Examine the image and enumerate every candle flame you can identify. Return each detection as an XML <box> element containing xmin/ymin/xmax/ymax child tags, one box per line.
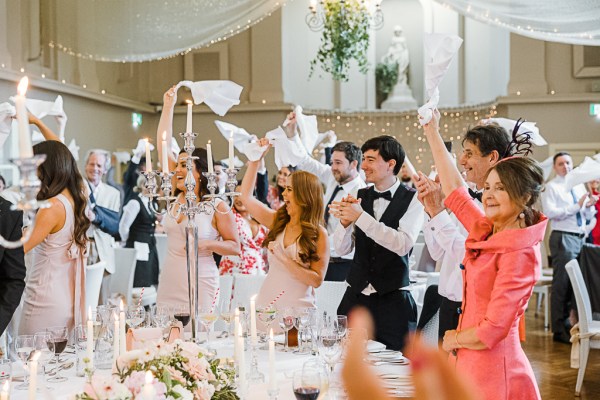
<box><xmin>31</xmin><ymin>350</ymin><xmax>41</xmax><ymax>362</ymax></box>
<box><xmin>162</xmin><ymin>131</ymin><xmax>167</xmax><ymax>141</ymax></box>
<box><xmin>208</xmin><ymin>140</ymin><xmax>211</xmax><ymax>144</ymax></box>
<box><xmin>119</xmin><ymin>299</ymin><xmax>124</xmax><ymax>311</ymax></box>
<box><xmin>1</xmin><ymin>380</ymin><xmax>8</xmax><ymax>392</ymax></box>
<box><xmin>250</xmin><ymin>294</ymin><xmax>257</xmax><ymax>301</ymax></box>
<box><xmin>18</xmin><ymin>76</ymin><xmax>29</xmax><ymax>95</ymax></box>
<box><xmin>186</xmin><ymin>100</ymin><xmax>192</xmax><ymax>105</ymax></box>
<box><xmin>145</xmin><ymin>370</ymin><xmax>154</xmax><ymax>384</ymax></box>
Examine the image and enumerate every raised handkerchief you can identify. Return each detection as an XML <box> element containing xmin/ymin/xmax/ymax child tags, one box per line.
<box><xmin>266</xmin><ymin>127</ymin><xmax>308</xmax><ymax>170</ymax></box>
<box><xmin>177</xmin><ymin>80</ymin><xmax>242</xmax><ymax>116</ymax></box>
<box><xmin>9</xmin><ymin>95</ymin><xmax>68</xmax><ymax>141</ymax></box>
<box><xmin>564</xmin><ymin>156</ymin><xmax>600</xmax><ymax>190</ymax></box>
<box><xmin>215</xmin><ymin>120</ymin><xmax>256</xmax><ymax>152</ymax></box>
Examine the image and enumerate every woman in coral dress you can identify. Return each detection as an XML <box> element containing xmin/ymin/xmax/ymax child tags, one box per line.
<box><xmin>420</xmin><ymin>110</ymin><xmax>546</xmax><ymax>400</ymax></box>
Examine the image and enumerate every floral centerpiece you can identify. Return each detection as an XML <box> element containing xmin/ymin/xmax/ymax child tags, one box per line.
<box><xmin>76</xmin><ymin>340</ymin><xmax>238</xmax><ymax>400</ymax></box>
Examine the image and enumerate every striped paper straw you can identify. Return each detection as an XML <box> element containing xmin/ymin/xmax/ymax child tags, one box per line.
<box><xmin>137</xmin><ymin>287</ymin><xmax>144</xmax><ymax>308</ymax></box>
<box><xmin>210</xmin><ymin>288</ymin><xmax>220</xmax><ymax>313</ymax></box>
<box><xmin>269</xmin><ymin>290</ymin><xmax>285</xmax><ymax>307</ymax></box>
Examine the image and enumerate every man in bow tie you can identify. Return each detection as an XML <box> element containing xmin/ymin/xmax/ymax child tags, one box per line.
<box><xmin>330</xmin><ymin>135</ymin><xmax>424</xmax><ymax>351</ymax></box>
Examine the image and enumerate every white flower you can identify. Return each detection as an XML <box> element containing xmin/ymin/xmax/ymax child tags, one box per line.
<box><xmin>171</xmin><ymin>385</ymin><xmax>194</xmax><ymax>400</ymax></box>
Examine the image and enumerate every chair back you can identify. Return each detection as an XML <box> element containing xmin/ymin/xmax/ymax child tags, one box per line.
<box><xmin>214</xmin><ymin>275</ymin><xmax>234</xmax><ymax>331</ymax></box>
<box><xmin>85</xmin><ymin>261</ymin><xmax>106</xmax><ymax>310</ymax></box>
<box><xmin>155</xmin><ymin>234</ymin><xmax>168</xmax><ymax>273</ymax></box>
<box><xmin>109</xmin><ymin>247</ymin><xmax>137</xmax><ymax>305</ymax></box>
<box><xmin>421</xmin><ymin>309</ymin><xmax>440</xmax><ymax>347</ymax></box>
<box><xmin>415</xmin><ymin>244</ymin><xmax>436</xmax><ymax>272</ymax></box>
<box><xmin>231</xmin><ymin>274</ymin><xmax>266</xmax><ymax>308</ymax></box>
<box><xmin>315</xmin><ymin>281</ymin><xmax>347</xmax><ymax>318</ymax></box>
<box><xmin>566</xmin><ymin>259</ymin><xmax>593</xmax><ymax>334</ymax></box>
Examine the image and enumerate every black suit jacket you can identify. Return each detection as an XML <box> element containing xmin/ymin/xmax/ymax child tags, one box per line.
<box><xmin>0</xmin><ymin>196</ymin><xmax>26</xmax><ymax>335</ymax></box>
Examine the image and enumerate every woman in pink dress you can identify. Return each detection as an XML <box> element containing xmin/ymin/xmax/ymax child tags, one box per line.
<box><xmin>19</xmin><ymin>140</ymin><xmax>90</xmax><ymax>335</ymax></box>
<box><xmin>420</xmin><ymin>110</ymin><xmax>546</xmax><ymax>400</ymax></box>
<box><xmin>239</xmin><ymin>139</ymin><xmax>329</xmax><ymax>314</ymax></box>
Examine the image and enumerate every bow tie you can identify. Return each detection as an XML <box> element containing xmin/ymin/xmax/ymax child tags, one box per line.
<box><xmin>468</xmin><ymin>188</ymin><xmax>482</xmax><ymax>202</ymax></box>
<box><xmin>372</xmin><ymin>190</ymin><xmax>393</xmax><ymax>201</ymax></box>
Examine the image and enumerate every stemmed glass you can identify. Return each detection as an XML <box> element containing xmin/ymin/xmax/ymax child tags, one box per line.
<box><xmin>173</xmin><ymin>304</ymin><xmax>190</xmax><ymax>328</ymax></box>
<box><xmin>336</xmin><ymin>315</ymin><xmax>348</xmax><ymax>340</ymax></box>
<box><xmin>34</xmin><ymin>332</ymin><xmax>54</xmax><ymax>389</ymax></box>
<box><xmin>279</xmin><ymin>307</ymin><xmax>295</xmax><ymax>352</ymax></box>
<box><xmin>126</xmin><ymin>305</ymin><xmax>146</xmax><ymax>330</ymax></box>
<box><xmin>0</xmin><ymin>358</ymin><xmax>11</xmax><ymax>387</ymax></box>
<box><xmin>219</xmin><ymin>302</ymin><xmax>234</xmax><ymax>337</ymax></box>
<box><xmin>256</xmin><ymin>305</ymin><xmax>278</xmax><ymax>349</ymax></box>
<box><xmin>14</xmin><ymin>334</ymin><xmax>34</xmax><ymax>389</ymax></box>
<box><xmin>151</xmin><ymin>304</ymin><xmax>171</xmax><ymax>329</ymax></box>
<box><xmin>317</xmin><ymin>322</ymin><xmax>342</xmax><ymax>379</ymax></box>
<box><xmin>46</xmin><ymin>326</ymin><xmax>68</xmax><ymax>383</ymax></box>
<box><xmin>198</xmin><ymin>306</ymin><xmax>218</xmax><ymax>352</ymax></box>
<box><xmin>292</xmin><ymin>367</ymin><xmax>322</xmax><ymax>400</ymax></box>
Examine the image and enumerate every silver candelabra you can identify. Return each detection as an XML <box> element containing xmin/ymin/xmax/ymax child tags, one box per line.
<box><xmin>0</xmin><ymin>155</ymin><xmax>50</xmax><ymax>248</ymax></box>
<box><xmin>142</xmin><ymin>131</ymin><xmax>240</xmax><ymax>343</ymax></box>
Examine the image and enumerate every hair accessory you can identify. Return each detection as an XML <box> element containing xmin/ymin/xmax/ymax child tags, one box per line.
<box><xmin>502</xmin><ymin>118</ymin><xmax>533</xmax><ymax>158</ymax></box>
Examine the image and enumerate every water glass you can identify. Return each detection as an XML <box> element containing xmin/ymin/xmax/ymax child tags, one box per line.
<box><xmin>14</xmin><ymin>335</ymin><xmax>34</xmax><ymax>389</ymax></box>
<box><xmin>73</xmin><ymin>325</ymin><xmax>88</xmax><ymax>377</ymax></box>
<box><xmin>33</xmin><ymin>332</ymin><xmax>54</xmax><ymax>387</ymax></box>
<box><xmin>257</xmin><ymin>305</ymin><xmax>278</xmax><ymax>348</ymax></box>
<box><xmin>126</xmin><ymin>305</ymin><xmax>146</xmax><ymax>329</ymax></box>
<box><xmin>336</xmin><ymin>316</ymin><xmax>348</xmax><ymax>339</ymax></box>
<box><xmin>151</xmin><ymin>304</ymin><xmax>171</xmax><ymax>329</ymax></box>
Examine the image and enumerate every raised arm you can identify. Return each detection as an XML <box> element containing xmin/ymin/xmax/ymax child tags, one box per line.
<box><xmin>240</xmin><ymin>141</ymin><xmax>276</xmax><ymax>228</ymax></box>
<box><xmin>29</xmin><ymin>114</ymin><xmax>60</xmax><ymax>141</ymax></box>
<box><xmin>157</xmin><ymin>86</ymin><xmax>178</xmax><ymax>173</ymax></box>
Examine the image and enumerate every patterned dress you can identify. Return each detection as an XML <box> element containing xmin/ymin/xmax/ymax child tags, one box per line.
<box><xmin>219</xmin><ymin>210</ymin><xmax>267</xmax><ymax>275</ymax></box>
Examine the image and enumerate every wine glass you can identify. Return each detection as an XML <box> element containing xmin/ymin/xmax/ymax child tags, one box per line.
<box><xmin>336</xmin><ymin>315</ymin><xmax>348</xmax><ymax>340</ymax></box>
<box><xmin>15</xmin><ymin>334</ymin><xmax>34</xmax><ymax>389</ymax></box>
<box><xmin>292</xmin><ymin>367</ymin><xmax>322</xmax><ymax>400</ymax></box>
<box><xmin>126</xmin><ymin>305</ymin><xmax>146</xmax><ymax>329</ymax></box>
<box><xmin>294</xmin><ymin>308</ymin><xmax>311</xmax><ymax>354</ymax></box>
<box><xmin>219</xmin><ymin>302</ymin><xmax>233</xmax><ymax>337</ymax></box>
<box><xmin>317</xmin><ymin>326</ymin><xmax>342</xmax><ymax>378</ymax></box>
<box><xmin>46</xmin><ymin>326</ymin><xmax>68</xmax><ymax>383</ymax></box>
<box><xmin>173</xmin><ymin>304</ymin><xmax>190</xmax><ymax>328</ymax></box>
<box><xmin>33</xmin><ymin>332</ymin><xmax>54</xmax><ymax>388</ymax></box>
<box><xmin>257</xmin><ymin>305</ymin><xmax>278</xmax><ymax>349</ymax></box>
<box><xmin>198</xmin><ymin>306</ymin><xmax>218</xmax><ymax>353</ymax></box>
<box><xmin>151</xmin><ymin>304</ymin><xmax>170</xmax><ymax>329</ymax></box>
<box><xmin>279</xmin><ymin>307</ymin><xmax>295</xmax><ymax>352</ymax></box>
<box><xmin>73</xmin><ymin>325</ymin><xmax>89</xmax><ymax>377</ymax></box>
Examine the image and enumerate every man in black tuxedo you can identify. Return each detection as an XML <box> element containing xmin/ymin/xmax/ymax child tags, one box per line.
<box><xmin>331</xmin><ymin>135</ymin><xmax>424</xmax><ymax>351</ymax></box>
<box><xmin>0</xmin><ymin>196</ymin><xmax>26</xmax><ymax>335</ymax></box>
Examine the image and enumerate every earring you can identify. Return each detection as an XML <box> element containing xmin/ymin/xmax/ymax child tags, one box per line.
<box><xmin>519</xmin><ymin>211</ymin><xmax>525</xmax><ymax>219</ymax></box>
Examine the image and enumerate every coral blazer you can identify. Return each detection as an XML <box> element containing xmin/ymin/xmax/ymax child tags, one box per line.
<box><xmin>445</xmin><ymin>187</ymin><xmax>547</xmax><ymax>400</ymax></box>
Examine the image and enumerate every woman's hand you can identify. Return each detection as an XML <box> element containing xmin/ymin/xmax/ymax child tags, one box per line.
<box><xmin>284</xmin><ymin>112</ymin><xmax>297</xmax><ymax>138</ymax></box>
<box><xmin>422</xmin><ymin>108</ymin><xmax>441</xmax><ymax>137</ymax></box>
<box><xmin>442</xmin><ymin>329</ymin><xmax>458</xmax><ymax>352</ymax></box>
<box><xmin>163</xmin><ymin>85</ymin><xmax>178</xmax><ymax>108</ymax></box>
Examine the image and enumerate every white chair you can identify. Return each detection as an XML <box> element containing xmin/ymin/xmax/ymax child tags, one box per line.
<box><xmin>565</xmin><ymin>259</ymin><xmax>600</xmax><ymax>396</ymax></box>
<box><xmin>415</xmin><ymin>244</ymin><xmax>436</xmax><ymax>272</ymax></box>
<box><xmin>214</xmin><ymin>275</ymin><xmax>234</xmax><ymax>332</ymax></box>
<box><xmin>421</xmin><ymin>309</ymin><xmax>440</xmax><ymax>347</ymax></box>
<box><xmin>109</xmin><ymin>247</ymin><xmax>137</xmax><ymax>305</ymax></box>
<box><xmin>155</xmin><ymin>234</ymin><xmax>168</xmax><ymax>273</ymax></box>
<box><xmin>231</xmin><ymin>274</ymin><xmax>266</xmax><ymax>308</ymax></box>
<box><xmin>85</xmin><ymin>261</ymin><xmax>106</xmax><ymax>311</ymax></box>
<box><xmin>411</xmin><ymin>243</ymin><xmax>424</xmax><ymax>269</ymax></box>
<box><xmin>315</xmin><ymin>281</ymin><xmax>347</xmax><ymax>318</ymax></box>
<box><xmin>532</xmin><ymin>276</ymin><xmax>552</xmax><ymax>330</ymax></box>
<box><xmin>132</xmin><ymin>286</ymin><xmax>157</xmax><ymax>308</ymax></box>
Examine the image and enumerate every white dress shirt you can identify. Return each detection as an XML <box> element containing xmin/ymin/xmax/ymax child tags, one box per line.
<box><xmin>333</xmin><ymin>179</ymin><xmax>425</xmax><ymax>294</ymax></box>
<box><xmin>542</xmin><ymin>176</ymin><xmax>596</xmax><ymax>235</ymax></box>
<box><xmin>298</xmin><ymin>155</ymin><xmax>366</xmax><ymax>260</ymax></box>
<box><xmin>119</xmin><ymin>196</ymin><xmax>151</xmax><ymax>242</ymax></box>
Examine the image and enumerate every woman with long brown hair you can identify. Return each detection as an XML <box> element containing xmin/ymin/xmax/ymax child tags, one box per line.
<box><xmin>239</xmin><ymin>138</ymin><xmax>329</xmax><ymax>312</ymax></box>
<box><xmin>19</xmin><ymin>139</ymin><xmax>91</xmax><ymax>335</ymax></box>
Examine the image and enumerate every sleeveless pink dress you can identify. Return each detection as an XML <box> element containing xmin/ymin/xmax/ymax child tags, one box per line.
<box><xmin>19</xmin><ymin>194</ymin><xmax>86</xmax><ymax>335</ymax></box>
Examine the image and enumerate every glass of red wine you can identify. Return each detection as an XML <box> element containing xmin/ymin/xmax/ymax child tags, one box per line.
<box><xmin>46</xmin><ymin>326</ymin><xmax>69</xmax><ymax>383</ymax></box>
<box><xmin>173</xmin><ymin>304</ymin><xmax>190</xmax><ymax>328</ymax></box>
<box><xmin>292</xmin><ymin>367</ymin><xmax>322</xmax><ymax>400</ymax></box>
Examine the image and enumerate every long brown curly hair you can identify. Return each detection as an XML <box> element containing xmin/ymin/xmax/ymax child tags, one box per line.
<box><xmin>34</xmin><ymin>141</ymin><xmax>90</xmax><ymax>250</ymax></box>
<box><xmin>263</xmin><ymin>171</ymin><xmax>324</xmax><ymax>264</ymax></box>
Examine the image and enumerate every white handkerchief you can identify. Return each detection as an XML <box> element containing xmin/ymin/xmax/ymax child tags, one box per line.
<box><xmin>134</xmin><ymin>241</ymin><xmax>150</xmax><ymax>261</ymax></box>
<box><xmin>68</xmin><ymin>139</ymin><xmax>80</xmax><ymax>161</ymax></box>
<box><xmin>243</xmin><ymin>141</ymin><xmax>270</xmax><ymax>162</ymax></box>
<box><xmin>564</xmin><ymin>156</ymin><xmax>600</xmax><ymax>190</ymax></box>
<box><xmin>133</xmin><ymin>138</ymin><xmax>153</xmax><ymax>156</ymax></box>
<box><xmin>538</xmin><ymin>156</ymin><xmax>554</xmax><ymax>181</ymax></box>
<box><xmin>176</xmin><ymin>80</ymin><xmax>242</xmax><ymax>116</ymax></box>
<box><xmin>0</xmin><ymin>102</ymin><xmax>16</xmax><ymax>149</ymax></box>
<box><xmin>266</xmin><ymin>127</ymin><xmax>308</xmax><ymax>170</ymax></box>
<box><xmin>9</xmin><ymin>95</ymin><xmax>68</xmax><ymax>141</ymax></box>
<box><xmin>418</xmin><ymin>34</ymin><xmax>463</xmax><ymax>125</ymax></box>
<box><xmin>214</xmin><ymin>120</ymin><xmax>256</xmax><ymax>152</ymax></box>
<box><xmin>290</xmin><ymin>105</ymin><xmax>320</xmax><ymax>153</ymax></box>
<box><xmin>113</xmin><ymin>151</ymin><xmax>131</xmax><ymax>164</ymax></box>
<box><xmin>220</xmin><ymin>156</ymin><xmax>244</xmax><ymax>169</ymax></box>
<box><xmin>482</xmin><ymin>118</ymin><xmax>547</xmax><ymax>146</ymax></box>
<box><xmin>403</xmin><ymin>156</ymin><xmax>417</xmax><ymax>177</ymax></box>
<box><xmin>171</xmin><ymin>137</ymin><xmax>181</xmax><ymax>157</ymax></box>
<box><xmin>593</xmin><ymin>153</ymin><xmax>600</xmax><ymax>163</ymax></box>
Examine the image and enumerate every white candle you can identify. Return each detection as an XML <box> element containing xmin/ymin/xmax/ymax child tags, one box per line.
<box><xmin>113</xmin><ymin>311</ymin><xmax>120</xmax><ymax>365</ymax></box>
<box><xmin>250</xmin><ymin>295</ymin><xmax>257</xmax><ymax>346</ymax></box>
<box><xmin>186</xmin><ymin>101</ymin><xmax>193</xmax><ymax>133</ymax></box>
<box><xmin>237</xmin><ymin>321</ymin><xmax>246</xmax><ymax>395</ymax></box>
<box><xmin>207</xmin><ymin>141</ymin><xmax>214</xmax><ymax>173</ymax></box>
<box><xmin>145</xmin><ymin>139</ymin><xmax>152</xmax><ymax>172</ymax></box>
<box><xmin>0</xmin><ymin>381</ymin><xmax>8</xmax><ymax>400</ymax></box>
<box><xmin>28</xmin><ymin>351</ymin><xmax>40</xmax><ymax>400</ymax></box>
<box><xmin>228</xmin><ymin>132</ymin><xmax>234</xmax><ymax>170</ymax></box>
<box><xmin>161</xmin><ymin>131</ymin><xmax>169</xmax><ymax>174</ymax></box>
<box><xmin>119</xmin><ymin>300</ymin><xmax>126</xmax><ymax>355</ymax></box>
<box><xmin>15</xmin><ymin>77</ymin><xmax>33</xmax><ymax>158</ymax></box>
<box><xmin>87</xmin><ymin>306</ymin><xmax>94</xmax><ymax>370</ymax></box>
<box><xmin>268</xmin><ymin>328</ymin><xmax>277</xmax><ymax>391</ymax></box>
<box><xmin>140</xmin><ymin>371</ymin><xmax>157</xmax><ymax>400</ymax></box>
<box><xmin>233</xmin><ymin>308</ymin><xmax>240</xmax><ymax>364</ymax></box>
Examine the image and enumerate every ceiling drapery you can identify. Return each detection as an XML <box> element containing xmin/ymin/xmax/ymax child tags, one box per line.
<box><xmin>436</xmin><ymin>0</ymin><xmax>600</xmax><ymax>46</ymax></box>
<box><xmin>46</xmin><ymin>0</ymin><xmax>288</xmax><ymax>62</ymax></box>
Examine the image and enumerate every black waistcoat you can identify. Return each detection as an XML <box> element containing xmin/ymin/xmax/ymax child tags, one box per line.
<box><xmin>346</xmin><ymin>184</ymin><xmax>416</xmax><ymax>295</ymax></box>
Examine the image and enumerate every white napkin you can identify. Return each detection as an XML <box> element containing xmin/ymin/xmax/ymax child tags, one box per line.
<box><xmin>220</xmin><ymin>156</ymin><xmax>244</xmax><ymax>169</ymax></box>
<box><xmin>266</xmin><ymin>127</ymin><xmax>308</xmax><ymax>170</ymax></box>
<box><xmin>8</xmin><ymin>95</ymin><xmax>68</xmax><ymax>142</ymax></box>
<box><xmin>539</xmin><ymin>156</ymin><xmax>554</xmax><ymax>181</ymax></box>
<box><xmin>171</xmin><ymin>137</ymin><xmax>181</xmax><ymax>156</ymax></box>
<box><xmin>176</xmin><ymin>80</ymin><xmax>242</xmax><ymax>116</ymax></box>
<box><xmin>482</xmin><ymin>118</ymin><xmax>547</xmax><ymax>146</ymax></box>
<box><xmin>243</xmin><ymin>141</ymin><xmax>270</xmax><ymax>162</ymax></box>
<box><xmin>287</xmin><ymin>105</ymin><xmax>320</xmax><ymax>153</ymax></box>
<box><xmin>113</xmin><ymin>151</ymin><xmax>131</xmax><ymax>164</ymax></box>
<box><xmin>0</xmin><ymin>102</ymin><xmax>16</xmax><ymax>149</ymax></box>
<box><xmin>214</xmin><ymin>120</ymin><xmax>257</xmax><ymax>152</ymax></box>
<box><xmin>594</xmin><ymin>153</ymin><xmax>600</xmax><ymax>163</ymax></box>
<box><xmin>403</xmin><ymin>156</ymin><xmax>417</xmax><ymax>177</ymax></box>
<box><xmin>68</xmin><ymin>139</ymin><xmax>80</xmax><ymax>161</ymax></box>
<box><xmin>418</xmin><ymin>34</ymin><xmax>463</xmax><ymax>125</ymax></box>
<box><xmin>564</xmin><ymin>156</ymin><xmax>600</xmax><ymax>190</ymax></box>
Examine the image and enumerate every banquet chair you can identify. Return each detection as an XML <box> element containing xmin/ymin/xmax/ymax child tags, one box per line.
<box><xmin>215</xmin><ymin>275</ymin><xmax>234</xmax><ymax>332</ymax></box>
<box><xmin>132</xmin><ymin>286</ymin><xmax>157</xmax><ymax>308</ymax></box>
<box><xmin>315</xmin><ymin>281</ymin><xmax>347</xmax><ymax>318</ymax></box>
<box><xmin>85</xmin><ymin>261</ymin><xmax>106</xmax><ymax>311</ymax></box>
<box><xmin>565</xmin><ymin>259</ymin><xmax>600</xmax><ymax>396</ymax></box>
<box><xmin>421</xmin><ymin>309</ymin><xmax>440</xmax><ymax>347</ymax></box>
<box><xmin>410</xmin><ymin>243</ymin><xmax>424</xmax><ymax>269</ymax></box>
<box><xmin>109</xmin><ymin>247</ymin><xmax>137</xmax><ymax>305</ymax></box>
<box><xmin>415</xmin><ymin>244</ymin><xmax>436</xmax><ymax>272</ymax></box>
<box><xmin>231</xmin><ymin>274</ymin><xmax>266</xmax><ymax>308</ymax></box>
<box><xmin>155</xmin><ymin>233</ymin><xmax>168</xmax><ymax>273</ymax></box>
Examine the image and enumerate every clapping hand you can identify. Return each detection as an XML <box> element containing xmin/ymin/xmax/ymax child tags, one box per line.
<box><xmin>414</xmin><ymin>171</ymin><xmax>445</xmax><ymax>218</ymax></box>
<box><xmin>329</xmin><ymin>195</ymin><xmax>363</xmax><ymax>228</ymax></box>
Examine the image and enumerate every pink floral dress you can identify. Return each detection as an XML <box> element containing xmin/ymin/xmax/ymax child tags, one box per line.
<box><xmin>219</xmin><ymin>210</ymin><xmax>267</xmax><ymax>275</ymax></box>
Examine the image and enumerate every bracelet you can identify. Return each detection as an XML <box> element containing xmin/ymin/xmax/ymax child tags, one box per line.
<box><xmin>455</xmin><ymin>330</ymin><xmax>463</xmax><ymax>349</ymax></box>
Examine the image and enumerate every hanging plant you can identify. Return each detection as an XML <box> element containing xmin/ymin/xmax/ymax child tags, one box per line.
<box><xmin>375</xmin><ymin>61</ymin><xmax>399</xmax><ymax>96</ymax></box>
<box><xmin>309</xmin><ymin>0</ymin><xmax>372</xmax><ymax>82</ymax></box>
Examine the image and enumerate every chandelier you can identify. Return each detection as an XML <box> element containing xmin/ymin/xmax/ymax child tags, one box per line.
<box><xmin>305</xmin><ymin>0</ymin><xmax>384</xmax><ymax>32</ymax></box>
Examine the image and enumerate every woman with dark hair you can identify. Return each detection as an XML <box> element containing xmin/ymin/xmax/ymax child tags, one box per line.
<box><xmin>155</xmin><ymin>86</ymin><xmax>239</xmax><ymax>313</ymax></box>
<box><xmin>419</xmin><ymin>109</ymin><xmax>546</xmax><ymax>400</ymax></box>
<box><xmin>19</xmin><ymin>140</ymin><xmax>91</xmax><ymax>335</ymax></box>
<box><xmin>266</xmin><ymin>165</ymin><xmax>297</xmax><ymax>210</ymax></box>
<box><xmin>239</xmin><ymin>138</ymin><xmax>329</xmax><ymax>314</ymax></box>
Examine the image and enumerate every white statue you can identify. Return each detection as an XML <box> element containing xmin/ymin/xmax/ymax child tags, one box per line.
<box><xmin>381</xmin><ymin>25</ymin><xmax>417</xmax><ymax>111</ymax></box>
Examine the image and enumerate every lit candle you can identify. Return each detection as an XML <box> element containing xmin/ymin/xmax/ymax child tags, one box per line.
<box><xmin>113</xmin><ymin>311</ymin><xmax>120</xmax><ymax>365</ymax></box>
<box><xmin>28</xmin><ymin>351</ymin><xmax>40</xmax><ymax>400</ymax></box>
<box><xmin>140</xmin><ymin>371</ymin><xmax>157</xmax><ymax>400</ymax></box>
<box><xmin>119</xmin><ymin>300</ymin><xmax>126</xmax><ymax>355</ymax></box>
<box><xmin>186</xmin><ymin>101</ymin><xmax>193</xmax><ymax>133</ymax></box>
<box><xmin>87</xmin><ymin>307</ymin><xmax>94</xmax><ymax>370</ymax></box>
<box><xmin>0</xmin><ymin>381</ymin><xmax>8</xmax><ymax>400</ymax></box>
<box><xmin>309</xmin><ymin>0</ymin><xmax>317</xmax><ymax>11</ymax></box>
<box><xmin>233</xmin><ymin>307</ymin><xmax>240</xmax><ymax>363</ymax></box>
<box><xmin>161</xmin><ymin>131</ymin><xmax>169</xmax><ymax>174</ymax></box>
<box><xmin>268</xmin><ymin>328</ymin><xmax>277</xmax><ymax>391</ymax></box>
<box><xmin>207</xmin><ymin>141</ymin><xmax>214</xmax><ymax>173</ymax></box>
<box><xmin>250</xmin><ymin>294</ymin><xmax>257</xmax><ymax>346</ymax></box>
<box><xmin>15</xmin><ymin>77</ymin><xmax>33</xmax><ymax>158</ymax></box>
<box><xmin>228</xmin><ymin>132</ymin><xmax>235</xmax><ymax>170</ymax></box>
<box><xmin>145</xmin><ymin>139</ymin><xmax>152</xmax><ymax>172</ymax></box>
<box><xmin>237</xmin><ymin>321</ymin><xmax>246</xmax><ymax>395</ymax></box>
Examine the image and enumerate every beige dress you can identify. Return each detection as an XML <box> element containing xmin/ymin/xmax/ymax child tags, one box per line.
<box><xmin>19</xmin><ymin>194</ymin><xmax>86</xmax><ymax>335</ymax></box>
